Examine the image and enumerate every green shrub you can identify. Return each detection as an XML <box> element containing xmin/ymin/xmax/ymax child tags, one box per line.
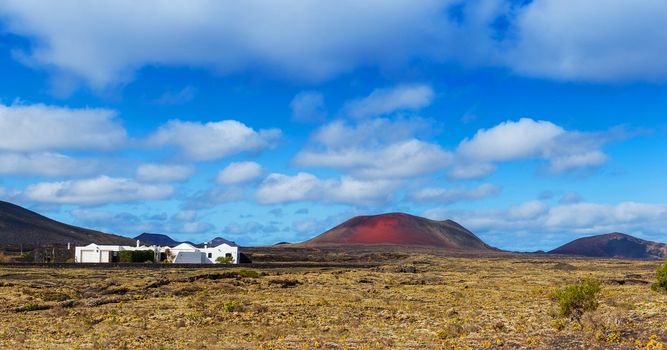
<box><xmin>552</xmin><ymin>278</ymin><xmax>601</xmax><ymax>320</ymax></box>
<box><xmin>118</xmin><ymin>250</ymin><xmax>154</xmax><ymax>263</ymax></box>
<box><xmin>238</xmin><ymin>269</ymin><xmax>259</xmax><ymax>278</ymax></box>
<box><xmin>22</xmin><ymin>303</ymin><xmax>40</xmax><ymax>311</ymax></box>
<box><xmin>652</xmin><ymin>259</ymin><xmax>667</xmax><ymax>292</ymax></box>
<box><xmin>223</xmin><ymin>300</ymin><xmax>244</xmax><ymax>312</ymax></box>
<box><xmin>215</xmin><ymin>256</ymin><xmax>234</xmax><ymax>264</ymax></box>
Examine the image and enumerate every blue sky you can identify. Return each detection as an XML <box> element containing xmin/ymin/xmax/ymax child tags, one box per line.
<box><xmin>0</xmin><ymin>0</ymin><xmax>666</xmax><ymax>250</ymax></box>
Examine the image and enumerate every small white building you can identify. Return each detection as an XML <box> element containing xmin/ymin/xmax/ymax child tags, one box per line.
<box><xmin>74</xmin><ymin>241</ymin><xmax>156</xmax><ymax>263</ymax></box>
<box><xmin>75</xmin><ymin>240</ymin><xmax>240</xmax><ymax>264</ymax></box>
<box><xmin>162</xmin><ymin>242</ymin><xmax>240</xmax><ymax>264</ymax></box>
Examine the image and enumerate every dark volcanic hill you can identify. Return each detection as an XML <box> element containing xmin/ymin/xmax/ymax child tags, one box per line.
<box><xmin>301</xmin><ymin>212</ymin><xmax>494</xmax><ymax>250</ymax></box>
<box><xmin>0</xmin><ymin>200</ymin><xmax>134</xmax><ymax>249</ymax></box>
<box><xmin>207</xmin><ymin>237</ymin><xmax>238</xmax><ymax>247</ymax></box>
<box><xmin>134</xmin><ymin>233</ymin><xmax>182</xmax><ymax>246</ymax></box>
<box><xmin>549</xmin><ymin>233</ymin><xmax>667</xmax><ymax>259</ymax></box>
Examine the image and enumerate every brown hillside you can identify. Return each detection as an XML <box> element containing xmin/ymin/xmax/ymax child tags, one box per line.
<box><xmin>0</xmin><ymin>200</ymin><xmax>134</xmax><ymax>249</ymax></box>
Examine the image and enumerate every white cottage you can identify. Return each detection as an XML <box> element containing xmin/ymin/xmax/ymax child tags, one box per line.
<box><xmin>162</xmin><ymin>242</ymin><xmax>240</xmax><ymax>264</ymax></box>
<box><xmin>75</xmin><ymin>240</ymin><xmax>240</xmax><ymax>264</ymax></box>
<box><xmin>74</xmin><ymin>241</ymin><xmax>157</xmax><ymax>263</ymax></box>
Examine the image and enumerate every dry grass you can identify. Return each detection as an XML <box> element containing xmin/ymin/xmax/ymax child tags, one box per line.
<box><xmin>1</xmin><ymin>255</ymin><xmax>667</xmax><ymax>349</ymax></box>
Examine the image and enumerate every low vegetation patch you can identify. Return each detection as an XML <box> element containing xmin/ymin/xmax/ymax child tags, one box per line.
<box><xmin>238</xmin><ymin>269</ymin><xmax>260</xmax><ymax>278</ymax></box>
<box><xmin>215</xmin><ymin>256</ymin><xmax>234</xmax><ymax>264</ymax></box>
<box><xmin>552</xmin><ymin>278</ymin><xmax>601</xmax><ymax>320</ymax></box>
<box><xmin>118</xmin><ymin>250</ymin><xmax>155</xmax><ymax>263</ymax></box>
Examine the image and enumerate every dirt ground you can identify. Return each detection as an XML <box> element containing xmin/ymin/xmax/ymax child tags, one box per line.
<box><xmin>1</xmin><ymin>253</ymin><xmax>666</xmax><ymax>349</ymax></box>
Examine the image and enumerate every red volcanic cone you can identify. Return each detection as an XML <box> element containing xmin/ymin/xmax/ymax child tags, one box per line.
<box><xmin>302</xmin><ymin>212</ymin><xmax>494</xmax><ymax>250</ymax></box>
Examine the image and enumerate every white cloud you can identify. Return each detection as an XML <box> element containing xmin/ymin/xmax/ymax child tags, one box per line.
<box><xmin>1</xmin><ymin>1</ymin><xmax>665</xmax><ymax>87</ymax></box>
<box><xmin>184</xmin><ymin>187</ymin><xmax>245</xmax><ymax>210</ymax></box>
<box><xmin>547</xmin><ymin>151</ymin><xmax>608</xmax><ymax>173</ymax></box>
<box><xmin>505</xmin><ymin>0</ymin><xmax>667</xmax><ymax>82</ymax></box>
<box><xmin>72</xmin><ymin>209</ymin><xmax>214</xmax><ymax>236</ymax></box>
<box><xmin>294</xmin><ymin>118</ymin><xmax>451</xmax><ymax>179</ymax></box>
<box><xmin>223</xmin><ymin>221</ymin><xmax>282</xmax><ymax>236</ymax></box>
<box><xmin>152</xmin><ymin>85</ymin><xmax>196</xmax><ymax>105</ymax></box>
<box><xmin>0</xmin><ymin>0</ymin><xmax>449</xmax><ymax>88</ymax></box>
<box><xmin>453</xmin><ymin>118</ymin><xmax>614</xmax><ymax>178</ymax></box>
<box><xmin>559</xmin><ymin>191</ymin><xmax>583</xmax><ymax>204</ymax></box>
<box><xmin>136</xmin><ymin>163</ymin><xmax>194</xmax><ymax>182</ymax></box>
<box><xmin>407</xmin><ymin>183</ymin><xmax>501</xmax><ymax>204</ymax></box>
<box><xmin>148</xmin><ymin>120</ymin><xmax>280</xmax><ymax>161</ymax></box>
<box><xmin>507</xmin><ymin>200</ymin><xmax>549</xmax><ymax>220</ymax></box>
<box><xmin>0</xmin><ymin>152</ymin><xmax>102</xmax><ymax>177</ymax></box>
<box><xmin>0</xmin><ymin>103</ymin><xmax>127</xmax><ymax>151</ymax></box>
<box><xmin>23</xmin><ymin>176</ymin><xmax>173</xmax><ymax>205</ymax></box>
<box><xmin>447</xmin><ymin>163</ymin><xmax>496</xmax><ymax>180</ymax></box>
<box><xmin>343</xmin><ymin>84</ymin><xmax>435</xmax><ymax>119</ymax></box>
<box><xmin>256</xmin><ymin>172</ymin><xmax>396</xmax><ymax>206</ymax></box>
<box><xmin>424</xmin><ymin>200</ymin><xmax>667</xmax><ymax>249</ymax></box>
<box><xmin>216</xmin><ymin>161</ymin><xmax>262</xmax><ymax>184</ymax></box>
<box><xmin>173</xmin><ymin>210</ymin><xmax>197</xmax><ymax>221</ymax></box>
<box><xmin>457</xmin><ymin>118</ymin><xmax>565</xmax><ymax>162</ymax></box>
<box><xmin>290</xmin><ymin>91</ymin><xmax>326</xmax><ymax>123</ymax></box>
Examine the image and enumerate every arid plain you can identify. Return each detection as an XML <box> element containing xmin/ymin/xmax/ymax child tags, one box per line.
<box><xmin>1</xmin><ymin>252</ymin><xmax>666</xmax><ymax>349</ymax></box>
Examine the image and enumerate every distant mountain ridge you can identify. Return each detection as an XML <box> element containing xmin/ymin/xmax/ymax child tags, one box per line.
<box><xmin>134</xmin><ymin>233</ymin><xmax>186</xmax><ymax>246</ymax></box>
<box><xmin>0</xmin><ymin>200</ymin><xmax>134</xmax><ymax>249</ymax></box>
<box><xmin>549</xmin><ymin>232</ymin><xmax>667</xmax><ymax>259</ymax></box>
<box><xmin>135</xmin><ymin>233</ymin><xmax>238</xmax><ymax>247</ymax></box>
<box><xmin>301</xmin><ymin>212</ymin><xmax>495</xmax><ymax>251</ymax></box>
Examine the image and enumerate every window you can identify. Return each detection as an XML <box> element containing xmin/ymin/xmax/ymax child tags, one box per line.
<box><xmin>207</xmin><ymin>253</ymin><xmax>212</xmax><ymax>258</ymax></box>
<box><xmin>225</xmin><ymin>253</ymin><xmax>232</xmax><ymax>257</ymax></box>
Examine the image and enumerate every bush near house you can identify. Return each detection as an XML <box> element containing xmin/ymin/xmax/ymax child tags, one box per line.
<box><xmin>118</xmin><ymin>250</ymin><xmax>154</xmax><ymax>263</ymax></box>
<box><xmin>652</xmin><ymin>259</ymin><xmax>667</xmax><ymax>292</ymax></box>
<box><xmin>552</xmin><ymin>278</ymin><xmax>601</xmax><ymax>320</ymax></box>
<box><xmin>216</xmin><ymin>256</ymin><xmax>234</xmax><ymax>264</ymax></box>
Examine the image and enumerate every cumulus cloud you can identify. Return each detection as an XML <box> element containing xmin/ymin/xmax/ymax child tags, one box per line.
<box><xmin>294</xmin><ymin>118</ymin><xmax>451</xmax><ymax>179</ymax></box>
<box><xmin>0</xmin><ymin>152</ymin><xmax>103</xmax><ymax>177</ymax></box>
<box><xmin>424</xmin><ymin>200</ymin><xmax>667</xmax><ymax>250</ymax></box>
<box><xmin>505</xmin><ymin>0</ymin><xmax>667</xmax><ymax>82</ymax></box>
<box><xmin>223</xmin><ymin>221</ymin><xmax>283</xmax><ymax>236</ymax></box>
<box><xmin>72</xmin><ymin>209</ymin><xmax>214</xmax><ymax>236</ymax></box>
<box><xmin>0</xmin><ymin>103</ymin><xmax>127</xmax><ymax>152</ymax></box>
<box><xmin>0</xmin><ymin>0</ymin><xmax>449</xmax><ymax>87</ymax></box>
<box><xmin>152</xmin><ymin>86</ymin><xmax>196</xmax><ymax>105</ymax></box>
<box><xmin>343</xmin><ymin>84</ymin><xmax>435</xmax><ymax>119</ymax></box>
<box><xmin>559</xmin><ymin>192</ymin><xmax>583</xmax><ymax>204</ymax></box>
<box><xmin>407</xmin><ymin>183</ymin><xmax>501</xmax><ymax>204</ymax></box>
<box><xmin>184</xmin><ymin>187</ymin><xmax>245</xmax><ymax>210</ymax></box>
<box><xmin>452</xmin><ymin>118</ymin><xmax>616</xmax><ymax>178</ymax></box>
<box><xmin>22</xmin><ymin>176</ymin><xmax>173</xmax><ymax>205</ymax></box>
<box><xmin>255</xmin><ymin>172</ymin><xmax>396</xmax><ymax>206</ymax></box>
<box><xmin>148</xmin><ymin>120</ymin><xmax>280</xmax><ymax>161</ymax></box>
<box><xmin>136</xmin><ymin>163</ymin><xmax>194</xmax><ymax>182</ymax></box>
<box><xmin>290</xmin><ymin>91</ymin><xmax>326</xmax><ymax>123</ymax></box>
<box><xmin>216</xmin><ymin>161</ymin><xmax>262</xmax><ymax>184</ymax></box>
<box><xmin>1</xmin><ymin>1</ymin><xmax>665</xmax><ymax>87</ymax></box>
